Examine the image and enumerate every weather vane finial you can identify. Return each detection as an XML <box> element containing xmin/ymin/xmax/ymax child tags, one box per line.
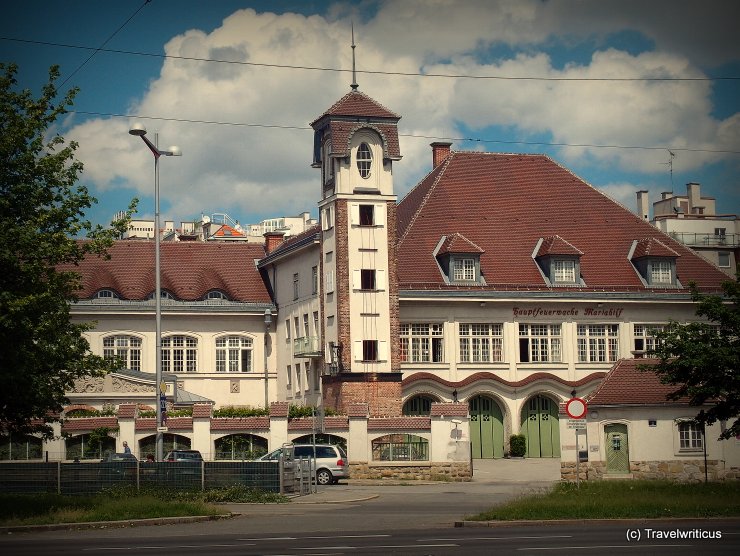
<box><xmin>351</xmin><ymin>22</ymin><xmax>358</xmax><ymax>90</ymax></box>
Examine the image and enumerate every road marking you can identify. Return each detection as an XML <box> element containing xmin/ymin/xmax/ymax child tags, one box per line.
<box><xmin>293</xmin><ymin>544</ymin><xmax>458</xmax><ymax>550</ymax></box>
<box><xmin>88</xmin><ymin>543</ymin><xmax>256</xmax><ymax>551</ymax></box>
<box><xmin>424</xmin><ymin>535</ymin><xmax>573</xmax><ymax>541</ymax></box>
<box><xmin>518</xmin><ymin>544</ymin><xmax>691</xmax><ymax>551</ymax></box>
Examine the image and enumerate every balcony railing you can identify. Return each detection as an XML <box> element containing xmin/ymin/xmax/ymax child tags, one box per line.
<box><xmin>293</xmin><ymin>336</ymin><xmax>322</xmax><ymax>358</ymax></box>
<box><xmin>669</xmin><ymin>232</ymin><xmax>738</xmax><ymax>248</ymax></box>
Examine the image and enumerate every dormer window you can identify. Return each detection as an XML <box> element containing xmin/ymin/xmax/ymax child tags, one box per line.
<box><xmin>95</xmin><ymin>289</ymin><xmax>118</xmax><ymax>299</ymax></box>
<box><xmin>629</xmin><ymin>238</ymin><xmax>680</xmax><ymax>288</ymax></box>
<box><xmin>205</xmin><ymin>290</ymin><xmax>228</xmax><ymax>301</ymax></box>
<box><xmin>356</xmin><ymin>142</ymin><xmax>372</xmax><ymax>178</ymax></box>
<box><xmin>434</xmin><ymin>233</ymin><xmax>485</xmax><ymax>285</ymax></box>
<box><xmin>533</xmin><ymin>236</ymin><xmax>583</xmax><ymax>287</ymax></box>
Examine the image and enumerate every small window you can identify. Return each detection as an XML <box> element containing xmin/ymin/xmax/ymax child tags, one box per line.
<box><xmin>312</xmin><ymin>266</ymin><xmax>318</xmax><ymax>294</ymax></box>
<box><xmin>363</xmin><ymin>340</ymin><xmax>378</xmax><ymax>362</ymax></box>
<box><xmin>452</xmin><ymin>258</ymin><xmax>476</xmax><ymax>281</ymax></box>
<box><xmin>361</xmin><ymin>269</ymin><xmax>376</xmax><ymax>290</ymax></box>
<box><xmin>293</xmin><ymin>273</ymin><xmax>299</xmax><ymax>300</ymax></box>
<box><xmin>650</xmin><ymin>260</ymin><xmax>672</xmax><ymax>284</ymax></box>
<box><xmin>96</xmin><ymin>289</ymin><xmax>117</xmax><ymax>299</ymax></box>
<box><xmin>356</xmin><ymin>142</ymin><xmax>372</xmax><ymax>178</ymax></box>
<box><xmin>718</xmin><ymin>252</ymin><xmax>730</xmax><ymax>268</ymax></box>
<box><xmin>359</xmin><ymin>204</ymin><xmax>375</xmax><ymax>226</ymax></box>
<box><xmin>206</xmin><ymin>290</ymin><xmax>227</xmax><ymax>300</ymax></box>
<box><xmin>553</xmin><ymin>259</ymin><xmax>576</xmax><ymax>283</ymax></box>
<box><xmin>678</xmin><ymin>421</ymin><xmax>703</xmax><ymax>451</ymax></box>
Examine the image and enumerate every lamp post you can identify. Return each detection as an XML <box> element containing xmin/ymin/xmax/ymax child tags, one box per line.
<box><xmin>264</xmin><ymin>309</ymin><xmax>272</xmax><ymax>409</ymax></box>
<box><xmin>129</xmin><ymin>123</ymin><xmax>181</xmax><ymax>462</ymax></box>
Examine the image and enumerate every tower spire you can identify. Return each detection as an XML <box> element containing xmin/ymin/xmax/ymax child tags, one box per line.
<box><xmin>351</xmin><ymin>23</ymin><xmax>358</xmax><ymax>90</ymax></box>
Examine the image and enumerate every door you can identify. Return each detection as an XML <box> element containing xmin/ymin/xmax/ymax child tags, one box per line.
<box><xmin>520</xmin><ymin>395</ymin><xmax>561</xmax><ymax>457</ymax></box>
<box><xmin>469</xmin><ymin>395</ymin><xmax>505</xmax><ymax>459</ymax></box>
<box><xmin>605</xmin><ymin>423</ymin><xmax>630</xmax><ymax>474</ymax></box>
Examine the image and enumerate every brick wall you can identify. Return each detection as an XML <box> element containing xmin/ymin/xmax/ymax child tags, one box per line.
<box><xmin>322</xmin><ymin>373</ymin><xmax>403</xmax><ymax>416</ymax></box>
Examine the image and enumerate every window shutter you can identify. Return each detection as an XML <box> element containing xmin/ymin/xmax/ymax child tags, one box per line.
<box><xmin>325</xmin><ymin>270</ymin><xmax>334</xmax><ymax>293</ymax></box>
<box><xmin>376</xmin><ymin>269</ymin><xmax>386</xmax><ymax>291</ymax></box>
<box><xmin>352</xmin><ymin>269</ymin><xmax>361</xmax><ymax>290</ymax></box>
<box><xmin>353</xmin><ymin>340</ymin><xmax>363</xmax><ymax>361</ymax></box>
<box><xmin>350</xmin><ymin>204</ymin><xmax>360</xmax><ymax>226</ymax></box>
<box><xmin>375</xmin><ymin>205</ymin><xmax>385</xmax><ymax>227</ymax></box>
<box><xmin>378</xmin><ymin>340</ymin><xmax>388</xmax><ymax>361</ymax></box>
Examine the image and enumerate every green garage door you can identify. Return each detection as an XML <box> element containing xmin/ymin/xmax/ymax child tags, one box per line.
<box><xmin>520</xmin><ymin>395</ymin><xmax>560</xmax><ymax>458</ymax></box>
<box><xmin>469</xmin><ymin>395</ymin><xmax>505</xmax><ymax>459</ymax></box>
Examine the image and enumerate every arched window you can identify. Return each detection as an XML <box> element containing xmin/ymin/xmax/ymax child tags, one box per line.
<box><xmin>148</xmin><ymin>290</ymin><xmax>175</xmax><ymax>300</ymax></box>
<box><xmin>372</xmin><ymin>434</ymin><xmax>428</xmax><ymax>461</ymax></box>
<box><xmin>103</xmin><ymin>335</ymin><xmax>142</xmax><ymax>371</ymax></box>
<box><xmin>216</xmin><ymin>335</ymin><xmax>253</xmax><ymax>372</ymax></box>
<box><xmin>65</xmin><ymin>433</ymin><xmax>116</xmax><ymax>461</ymax></box>
<box><xmin>215</xmin><ymin>434</ymin><xmax>268</xmax><ymax>460</ymax></box>
<box><xmin>95</xmin><ymin>289</ymin><xmax>118</xmax><ymax>299</ymax></box>
<box><xmin>402</xmin><ymin>395</ymin><xmax>436</xmax><ymax>416</ymax></box>
<box><xmin>162</xmin><ymin>335</ymin><xmax>198</xmax><ymax>373</ymax></box>
<box><xmin>292</xmin><ymin>434</ymin><xmax>347</xmax><ymax>452</ymax></box>
<box><xmin>206</xmin><ymin>290</ymin><xmax>228</xmax><ymax>301</ymax></box>
<box><xmin>356</xmin><ymin>142</ymin><xmax>372</xmax><ymax>178</ymax></box>
<box><xmin>139</xmin><ymin>433</ymin><xmax>191</xmax><ymax>457</ymax></box>
<box><xmin>0</xmin><ymin>434</ymin><xmax>43</xmax><ymax>460</ymax></box>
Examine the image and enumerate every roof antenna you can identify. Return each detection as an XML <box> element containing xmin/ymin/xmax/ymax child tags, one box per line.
<box><xmin>661</xmin><ymin>149</ymin><xmax>676</xmax><ymax>192</ymax></box>
<box><xmin>351</xmin><ymin>22</ymin><xmax>359</xmax><ymax>91</ymax></box>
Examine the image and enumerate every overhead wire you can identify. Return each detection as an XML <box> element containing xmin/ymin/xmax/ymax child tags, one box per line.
<box><xmin>70</xmin><ymin>110</ymin><xmax>740</xmax><ymax>155</ymax></box>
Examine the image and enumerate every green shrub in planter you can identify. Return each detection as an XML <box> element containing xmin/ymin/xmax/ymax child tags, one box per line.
<box><xmin>509</xmin><ymin>434</ymin><xmax>526</xmax><ymax>457</ymax></box>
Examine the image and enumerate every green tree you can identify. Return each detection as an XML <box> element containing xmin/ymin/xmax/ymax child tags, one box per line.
<box><xmin>0</xmin><ymin>63</ymin><xmax>137</xmax><ymax>438</ymax></box>
<box><xmin>648</xmin><ymin>275</ymin><xmax>740</xmax><ymax>439</ymax></box>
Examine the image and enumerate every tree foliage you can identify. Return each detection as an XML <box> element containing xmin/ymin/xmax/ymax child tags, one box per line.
<box><xmin>0</xmin><ymin>63</ymin><xmax>137</xmax><ymax>438</ymax></box>
<box><xmin>648</xmin><ymin>275</ymin><xmax>740</xmax><ymax>439</ymax></box>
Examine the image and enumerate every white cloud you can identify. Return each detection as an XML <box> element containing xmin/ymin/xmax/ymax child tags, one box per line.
<box><xmin>66</xmin><ymin>2</ymin><xmax>739</xmax><ymax>225</ymax></box>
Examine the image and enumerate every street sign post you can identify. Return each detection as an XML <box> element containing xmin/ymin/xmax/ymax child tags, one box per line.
<box><xmin>565</xmin><ymin>397</ymin><xmax>588</xmax><ymax>488</ymax></box>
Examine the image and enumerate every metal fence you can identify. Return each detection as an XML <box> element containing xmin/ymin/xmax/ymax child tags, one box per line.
<box><xmin>0</xmin><ymin>461</ymin><xmax>281</xmax><ymax>495</ymax></box>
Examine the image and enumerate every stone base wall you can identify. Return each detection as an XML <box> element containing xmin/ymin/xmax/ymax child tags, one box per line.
<box><xmin>561</xmin><ymin>459</ymin><xmax>738</xmax><ymax>482</ymax></box>
<box><xmin>322</xmin><ymin>373</ymin><xmax>403</xmax><ymax>416</ymax></box>
<box><xmin>350</xmin><ymin>461</ymin><xmax>472</xmax><ymax>482</ymax></box>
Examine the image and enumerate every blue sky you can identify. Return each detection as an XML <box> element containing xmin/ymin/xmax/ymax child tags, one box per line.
<box><xmin>2</xmin><ymin>0</ymin><xmax>739</xmax><ymax>229</ymax></box>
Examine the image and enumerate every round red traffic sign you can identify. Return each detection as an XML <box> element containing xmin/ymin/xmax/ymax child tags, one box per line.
<box><xmin>566</xmin><ymin>397</ymin><xmax>588</xmax><ymax>419</ymax></box>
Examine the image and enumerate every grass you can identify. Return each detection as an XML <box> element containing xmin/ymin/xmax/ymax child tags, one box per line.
<box><xmin>469</xmin><ymin>480</ymin><xmax>740</xmax><ymax>521</ymax></box>
<box><xmin>0</xmin><ymin>485</ymin><xmax>288</xmax><ymax>527</ymax></box>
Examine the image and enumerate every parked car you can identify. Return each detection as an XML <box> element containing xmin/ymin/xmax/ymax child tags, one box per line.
<box><xmin>164</xmin><ymin>449</ymin><xmax>203</xmax><ymax>462</ymax></box>
<box><xmin>163</xmin><ymin>449</ymin><xmax>203</xmax><ymax>480</ymax></box>
<box><xmin>98</xmin><ymin>452</ymin><xmax>138</xmax><ymax>480</ymax></box>
<box><xmin>257</xmin><ymin>444</ymin><xmax>348</xmax><ymax>485</ymax></box>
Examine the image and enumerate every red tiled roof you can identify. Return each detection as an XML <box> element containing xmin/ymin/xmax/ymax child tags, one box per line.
<box><xmin>438</xmin><ymin>233</ymin><xmax>484</xmax><ymax>255</ymax></box>
<box><xmin>632</xmin><ymin>237</ymin><xmax>681</xmax><ymax>259</ymax></box>
<box><xmin>211</xmin><ymin>224</ymin><xmax>246</xmax><ymax>238</ymax></box>
<box><xmin>288</xmin><ymin>416</ymin><xmax>349</xmax><ymax>430</ymax></box>
<box><xmin>587</xmin><ymin>358</ymin><xmax>689</xmax><ymax>406</ymax></box>
<box><xmin>117</xmin><ymin>404</ymin><xmax>137</xmax><ymax>419</ymax></box>
<box><xmin>135</xmin><ymin>417</ymin><xmax>192</xmax><ymax>431</ymax></box>
<box><xmin>270</xmin><ymin>402</ymin><xmax>290</xmax><ymax>418</ymax></box>
<box><xmin>64</xmin><ymin>241</ymin><xmax>270</xmax><ymax>302</ymax></box>
<box><xmin>368</xmin><ymin>417</ymin><xmax>431</xmax><ymax>431</ymax></box>
<box><xmin>537</xmin><ymin>235</ymin><xmax>583</xmax><ymax>257</ymax></box>
<box><xmin>264</xmin><ymin>225</ymin><xmax>320</xmax><ymax>259</ymax></box>
<box><xmin>61</xmin><ymin>416</ymin><xmax>118</xmax><ymax>432</ymax></box>
<box><xmin>347</xmin><ymin>403</ymin><xmax>369</xmax><ymax>417</ymax></box>
<box><xmin>396</xmin><ymin>152</ymin><xmax>728</xmax><ymax>292</ymax></box>
<box><xmin>326</xmin><ymin>121</ymin><xmax>401</xmax><ymax>160</ymax></box>
<box><xmin>429</xmin><ymin>403</ymin><xmax>468</xmax><ymax>417</ymax></box>
<box><xmin>312</xmin><ymin>90</ymin><xmax>401</xmax><ymax>122</ymax></box>
<box><xmin>192</xmin><ymin>404</ymin><xmax>212</xmax><ymax>418</ymax></box>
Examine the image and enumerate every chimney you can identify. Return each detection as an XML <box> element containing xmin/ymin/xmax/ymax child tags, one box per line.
<box><xmin>430</xmin><ymin>141</ymin><xmax>452</xmax><ymax>168</ymax></box>
<box><xmin>686</xmin><ymin>182</ymin><xmax>701</xmax><ymax>214</ymax></box>
<box><xmin>264</xmin><ymin>231</ymin><xmax>285</xmax><ymax>254</ymax></box>
<box><xmin>636</xmin><ymin>190</ymin><xmax>650</xmax><ymax>221</ymax></box>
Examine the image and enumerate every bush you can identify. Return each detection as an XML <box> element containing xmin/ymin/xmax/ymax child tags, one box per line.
<box><xmin>509</xmin><ymin>434</ymin><xmax>526</xmax><ymax>457</ymax></box>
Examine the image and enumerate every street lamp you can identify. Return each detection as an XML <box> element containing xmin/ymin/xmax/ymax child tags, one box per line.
<box><xmin>129</xmin><ymin>123</ymin><xmax>181</xmax><ymax>462</ymax></box>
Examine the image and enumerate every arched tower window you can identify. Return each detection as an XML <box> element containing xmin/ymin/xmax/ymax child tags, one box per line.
<box><xmin>356</xmin><ymin>142</ymin><xmax>372</xmax><ymax>178</ymax></box>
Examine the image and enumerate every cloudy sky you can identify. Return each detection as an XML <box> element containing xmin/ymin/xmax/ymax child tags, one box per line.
<box><xmin>3</xmin><ymin>0</ymin><xmax>739</xmax><ymax>229</ymax></box>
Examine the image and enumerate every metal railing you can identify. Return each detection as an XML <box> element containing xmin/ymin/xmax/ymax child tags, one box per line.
<box><xmin>0</xmin><ymin>461</ymin><xmax>281</xmax><ymax>495</ymax></box>
<box><xmin>293</xmin><ymin>336</ymin><xmax>322</xmax><ymax>357</ymax></box>
<box><xmin>668</xmin><ymin>232</ymin><xmax>738</xmax><ymax>248</ymax></box>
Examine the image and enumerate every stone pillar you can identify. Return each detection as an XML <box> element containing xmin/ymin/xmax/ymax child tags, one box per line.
<box><xmin>269</xmin><ymin>402</ymin><xmax>289</xmax><ymax>450</ymax></box>
<box><xmin>191</xmin><ymin>404</ymin><xmax>212</xmax><ymax>460</ymax></box>
<box><xmin>347</xmin><ymin>403</ymin><xmax>370</xmax><ymax>463</ymax></box>
<box><xmin>117</xmin><ymin>403</ymin><xmax>137</xmax><ymax>455</ymax></box>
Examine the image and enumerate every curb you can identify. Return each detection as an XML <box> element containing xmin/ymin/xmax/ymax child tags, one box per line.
<box><xmin>0</xmin><ymin>513</ymin><xmax>233</xmax><ymax>535</ymax></box>
<box><xmin>455</xmin><ymin>517</ymin><xmax>740</xmax><ymax>528</ymax></box>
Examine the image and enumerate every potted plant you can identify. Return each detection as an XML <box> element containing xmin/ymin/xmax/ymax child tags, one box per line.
<box><xmin>509</xmin><ymin>434</ymin><xmax>526</xmax><ymax>458</ymax></box>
